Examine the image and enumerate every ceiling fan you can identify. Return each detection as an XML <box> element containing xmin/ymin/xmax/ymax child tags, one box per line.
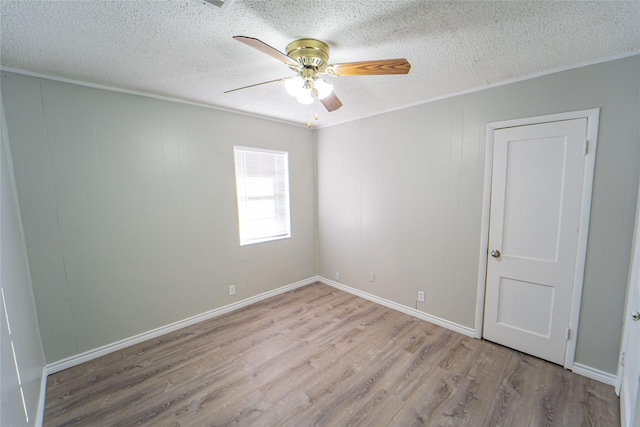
<box><xmin>226</xmin><ymin>36</ymin><xmax>411</xmax><ymax>114</ymax></box>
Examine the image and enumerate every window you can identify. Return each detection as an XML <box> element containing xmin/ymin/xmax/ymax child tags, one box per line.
<box><xmin>234</xmin><ymin>146</ymin><xmax>291</xmax><ymax>246</ymax></box>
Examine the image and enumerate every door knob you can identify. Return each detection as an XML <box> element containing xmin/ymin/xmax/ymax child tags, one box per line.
<box><xmin>491</xmin><ymin>249</ymin><xmax>501</xmax><ymax>258</ymax></box>
<box><xmin>632</xmin><ymin>310</ymin><xmax>640</xmax><ymax>321</ymax></box>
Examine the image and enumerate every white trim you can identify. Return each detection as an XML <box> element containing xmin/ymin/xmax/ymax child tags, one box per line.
<box><xmin>318</xmin><ymin>277</ymin><xmax>476</xmax><ymax>338</ymax></box>
<box><xmin>476</xmin><ymin>109</ymin><xmax>600</xmax><ymax>370</ymax></box>
<box><xmin>616</xmin><ymin>364</ymin><xmax>623</xmax><ymax>396</ymax></box>
<box><xmin>233</xmin><ymin>145</ymin><xmax>289</xmax><ymax>156</ymax></box>
<box><xmin>572</xmin><ymin>363</ymin><xmax>618</xmax><ymax>387</ymax></box>
<box><xmin>475</xmin><ymin>123</ymin><xmax>496</xmax><ymax>339</ymax></box>
<box><xmin>615</xmin><ymin>149</ymin><xmax>640</xmax><ymax>398</ymax></box>
<box><xmin>2</xmin><ymin>89</ymin><xmax>49</xmax><ymax>427</ymax></box>
<box><xmin>46</xmin><ymin>277</ymin><xmax>316</xmax><ymax>374</ymax></box>
<box><xmin>315</xmin><ymin>52</ymin><xmax>639</xmax><ymax>129</ymax></box>
<box><xmin>3</xmin><ymin>53</ymin><xmax>637</xmax><ymax>131</ymax></box>
<box><xmin>617</xmin><ymin>168</ymin><xmax>640</xmax><ymax>417</ymax></box>
<box><xmin>35</xmin><ymin>367</ymin><xmax>47</xmax><ymax>427</ymax></box>
<box><xmin>486</xmin><ymin>109</ymin><xmax>600</xmax><ymax>131</ymax></box>
<box><xmin>0</xmin><ymin>67</ymin><xmax>309</xmax><ymax>130</ymax></box>
<box><xmin>565</xmin><ymin>109</ymin><xmax>600</xmax><ymax>369</ymax></box>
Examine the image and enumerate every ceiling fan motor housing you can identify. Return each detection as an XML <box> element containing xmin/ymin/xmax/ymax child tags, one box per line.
<box><xmin>286</xmin><ymin>39</ymin><xmax>330</xmax><ymax>71</ymax></box>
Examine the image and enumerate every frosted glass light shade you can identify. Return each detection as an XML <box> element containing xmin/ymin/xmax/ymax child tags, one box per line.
<box><xmin>296</xmin><ymin>89</ymin><xmax>314</xmax><ymax>105</ymax></box>
<box><xmin>285</xmin><ymin>76</ymin><xmax>331</xmax><ymax>104</ymax></box>
<box><xmin>284</xmin><ymin>76</ymin><xmax>304</xmax><ymax>97</ymax></box>
<box><xmin>313</xmin><ymin>78</ymin><xmax>333</xmax><ymax>100</ymax></box>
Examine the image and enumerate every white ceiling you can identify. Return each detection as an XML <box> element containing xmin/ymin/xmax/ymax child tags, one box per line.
<box><xmin>1</xmin><ymin>1</ymin><xmax>639</xmax><ymax>128</ymax></box>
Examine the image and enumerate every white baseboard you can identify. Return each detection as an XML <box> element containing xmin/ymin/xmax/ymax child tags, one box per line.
<box><xmin>35</xmin><ymin>366</ymin><xmax>47</xmax><ymax>427</ymax></box>
<box><xmin>317</xmin><ymin>276</ymin><xmax>476</xmax><ymax>338</ymax></box>
<box><xmin>46</xmin><ymin>277</ymin><xmax>317</xmax><ymax>374</ymax></box>
<box><xmin>572</xmin><ymin>363</ymin><xmax>618</xmax><ymax>386</ymax></box>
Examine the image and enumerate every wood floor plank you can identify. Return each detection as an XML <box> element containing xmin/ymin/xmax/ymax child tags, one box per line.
<box><xmin>43</xmin><ymin>282</ymin><xmax>619</xmax><ymax>426</ymax></box>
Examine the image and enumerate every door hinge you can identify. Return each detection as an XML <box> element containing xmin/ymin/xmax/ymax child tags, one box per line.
<box><xmin>621</xmin><ymin>351</ymin><xmax>625</xmax><ymax>367</ymax></box>
<box><xmin>584</xmin><ymin>139</ymin><xmax>589</xmax><ymax>155</ymax></box>
<box><xmin>566</xmin><ymin>328</ymin><xmax>571</xmax><ymax>340</ymax></box>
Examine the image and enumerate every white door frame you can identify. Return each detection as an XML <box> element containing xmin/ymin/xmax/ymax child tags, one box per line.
<box><xmin>615</xmin><ymin>179</ymin><xmax>640</xmax><ymax>395</ymax></box>
<box><xmin>616</xmin><ymin>173</ymin><xmax>640</xmax><ymax>426</ymax></box>
<box><xmin>475</xmin><ymin>109</ymin><xmax>600</xmax><ymax>369</ymax></box>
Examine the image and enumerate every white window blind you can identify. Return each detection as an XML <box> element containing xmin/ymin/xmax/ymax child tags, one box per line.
<box><xmin>234</xmin><ymin>146</ymin><xmax>291</xmax><ymax>246</ymax></box>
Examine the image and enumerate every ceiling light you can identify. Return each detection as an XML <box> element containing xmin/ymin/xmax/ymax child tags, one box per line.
<box><xmin>284</xmin><ymin>75</ymin><xmax>333</xmax><ymax>105</ymax></box>
<box><xmin>296</xmin><ymin>90</ymin><xmax>314</xmax><ymax>105</ymax></box>
<box><xmin>313</xmin><ymin>78</ymin><xmax>333</xmax><ymax>100</ymax></box>
<box><xmin>285</xmin><ymin>76</ymin><xmax>304</xmax><ymax>97</ymax></box>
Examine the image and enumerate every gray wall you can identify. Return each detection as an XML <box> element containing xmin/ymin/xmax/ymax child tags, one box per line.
<box><xmin>1</xmin><ymin>105</ymin><xmax>45</xmax><ymax>426</ymax></box>
<box><xmin>3</xmin><ymin>55</ymin><xmax>639</xmax><ymax>376</ymax></box>
<box><xmin>316</xmin><ymin>55</ymin><xmax>640</xmax><ymax>374</ymax></box>
<box><xmin>1</xmin><ymin>72</ymin><xmax>317</xmax><ymax>363</ymax></box>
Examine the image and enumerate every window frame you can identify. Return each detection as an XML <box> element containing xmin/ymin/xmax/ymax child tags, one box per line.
<box><xmin>233</xmin><ymin>145</ymin><xmax>292</xmax><ymax>246</ymax></box>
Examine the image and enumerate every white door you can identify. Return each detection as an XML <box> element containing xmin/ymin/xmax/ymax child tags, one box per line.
<box><xmin>483</xmin><ymin>118</ymin><xmax>589</xmax><ymax>365</ymax></box>
<box><xmin>619</xmin><ymin>179</ymin><xmax>640</xmax><ymax>427</ymax></box>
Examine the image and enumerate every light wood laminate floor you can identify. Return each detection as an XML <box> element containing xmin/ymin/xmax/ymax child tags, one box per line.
<box><xmin>44</xmin><ymin>283</ymin><xmax>619</xmax><ymax>426</ymax></box>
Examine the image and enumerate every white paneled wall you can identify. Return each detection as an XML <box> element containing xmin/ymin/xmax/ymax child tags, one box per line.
<box><xmin>317</xmin><ymin>55</ymin><xmax>640</xmax><ymax>374</ymax></box>
<box><xmin>1</xmin><ymin>73</ymin><xmax>317</xmax><ymax>363</ymax></box>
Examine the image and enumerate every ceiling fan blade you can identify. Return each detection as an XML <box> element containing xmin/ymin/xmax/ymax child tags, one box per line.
<box><xmin>329</xmin><ymin>58</ymin><xmax>411</xmax><ymax>77</ymax></box>
<box><xmin>320</xmin><ymin>92</ymin><xmax>343</xmax><ymax>112</ymax></box>
<box><xmin>224</xmin><ymin>77</ymin><xmax>289</xmax><ymax>94</ymax></box>
<box><xmin>233</xmin><ymin>36</ymin><xmax>299</xmax><ymax>67</ymax></box>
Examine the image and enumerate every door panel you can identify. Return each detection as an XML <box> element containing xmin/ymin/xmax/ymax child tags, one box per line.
<box><xmin>502</xmin><ymin>136</ymin><xmax>565</xmax><ymax>262</ymax></box>
<box><xmin>497</xmin><ymin>278</ymin><xmax>554</xmax><ymax>337</ymax></box>
<box><xmin>483</xmin><ymin>118</ymin><xmax>588</xmax><ymax>365</ymax></box>
<box><xmin>620</xmin><ymin>179</ymin><xmax>640</xmax><ymax>427</ymax></box>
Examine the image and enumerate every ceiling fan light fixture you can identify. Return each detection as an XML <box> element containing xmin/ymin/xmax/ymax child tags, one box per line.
<box><xmin>296</xmin><ymin>89</ymin><xmax>314</xmax><ymax>105</ymax></box>
<box><xmin>313</xmin><ymin>78</ymin><xmax>333</xmax><ymax>100</ymax></box>
<box><xmin>284</xmin><ymin>76</ymin><xmax>304</xmax><ymax>97</ymax></box>
<box><xmin>229</xmin><ymin>35</ymin><xmax>411</xmax><ymax>114</ymax></box>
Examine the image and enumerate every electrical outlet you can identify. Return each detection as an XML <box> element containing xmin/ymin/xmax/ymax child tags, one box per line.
<box><xmin>369</xmin><ymin>272</ymin><xmax>375</xmax><ymax>283</ymax></box>
<box><xmin>418</xmin><ymin>291</ymin><xmax>425</xmax><ymax>302</ymax></box>
<box><xmin>335</xmin><ymin>272</ymin><xmax>340</xmax><ymax>281</ymax></box>
<box><xmin>229</xmin><ymin>285</ymin><xmax>236</xmax><ymax>296</ymax></box>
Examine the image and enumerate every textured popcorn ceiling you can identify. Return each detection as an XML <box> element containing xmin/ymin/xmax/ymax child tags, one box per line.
<box><xmin>1</xmin><ymin>1</ymin><xmax>639</xmax><ymax>128</ymax></box>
